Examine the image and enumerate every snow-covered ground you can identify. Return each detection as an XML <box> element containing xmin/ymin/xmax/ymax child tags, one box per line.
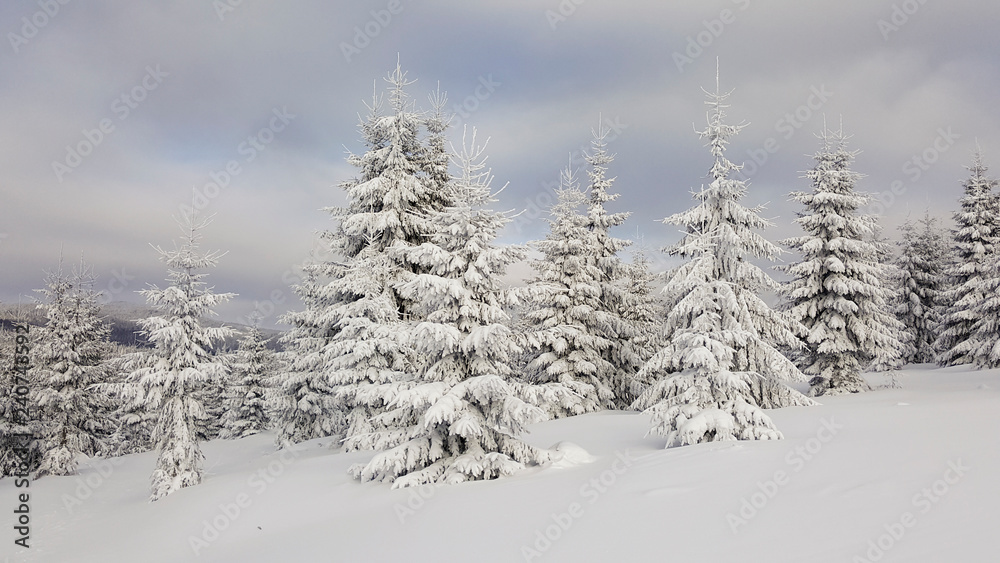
<box><xmin>4</xmin><ymin>364</ymin><xmax>998</xmax><ymax>563</ymax></box>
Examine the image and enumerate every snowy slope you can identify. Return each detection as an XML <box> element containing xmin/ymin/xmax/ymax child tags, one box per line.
<box><xmin>4</xmin><ymin>364</ymin><xmax>998</xmax><ymax>563</ymax></box>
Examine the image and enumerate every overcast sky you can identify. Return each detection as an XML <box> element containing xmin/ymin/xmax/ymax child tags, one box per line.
<box><xmin>2</xmin><ymin>0</ymin><xmax>999</xmax><ymax>328</ymax></box>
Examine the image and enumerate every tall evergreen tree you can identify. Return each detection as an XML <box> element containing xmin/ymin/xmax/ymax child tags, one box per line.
<box><xmin>962</xmin><ymin>152</ymin><xmax>1000</xmax><ymax>369</ymax></box>
<box><xmin>196</xmin><ymin>362</ymin><xmax>229</xmax><ymax>442</ymax></box>
<box><xmin>633</xmin><ymin>276</ymin><xmax>786</xmax><ymax>446</ymax></box>
<box><xmin>581</xmin><ymin>123</ymin><xmax>642</xmax><ymax>407</ymax></box>
<box><xmin>103</xmin><ymin>347</ymin><xmax>156</xmax><ymax>456</ymax></box>
<box><xmin>30</xmin><ymin>258</ymin><xmax>113</xmax><ymax>477</ymax></box>
<box><xmin>272</xmin><ymin>264</ymin><xmax>339</xmax><ymax>447</ymax></box>
<box><xmin>894</xmin><ymin>213</ymin><xmax>948</xmax><ymax>364</ymax></box>
<box><xmin>349</xmin><ymin>130</ymin><xmax>551</xmax><ymax>486</ymax></box>
<box><xmin>274</xmin><ymin>64</ymin><xmax>442</xmax><ymax>447</ymax></box>
<box><xmin>421</xmin><ymin>84</ymin><xmax>454</xmax><ymax>203</ymax></box>
<box><xmin>325</xmin><ymin>244</ymin><xmax>417</xmax><ymax>448</ymax></box>
<box><xmin>867</xmin><ymin>228</ymin><xmax>909</xmax><ymax>373</ymax></box>
<box><xmin>781</xmin><ymin>127</ymin><xmax>904</xmax><ymax>395</ymax></box>
<box><xmin>968</xmin><ymin>251</ymin><xmax>1000</xmax><ymax>368</ymax></box>
<box><xmin>618</xmin><ymin>243</ymin><xmax>663</xmax><ymax>402</ymax></box>
<box><xmin>520</xmin><ymin>122</ymin><xmax>645</xmax><ymax>413</ymax></box>
<box><xmin>220</xmin><ymin>321</ymin><xmax>275</xmax><ymax>439</ymax></box>
<box><xmin>121</xmin><ymin>216</ymin><xmax>235</xmax><ymax>500</ymax></box>
<box><xmin>936</xmin><ymin>150</ymin><xmax>1000</xmax><ymax>366</ymax></box>
<box><xmin>635</xmin><ymin>73</ymin><xmax>812</xmax><ymax>447</ymax></box>
<box><xmin>334</xmin><ymin>63</ymin><xmax>446</xmax><ymax>275</ymax></box>
<box><xmin>521</xmin><ymin>162</ymin><xmax>616</xmax><ymax>416</ymax></box>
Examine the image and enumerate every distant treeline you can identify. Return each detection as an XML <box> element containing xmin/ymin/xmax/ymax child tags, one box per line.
<box><xmin>0</xmin><ymin>304</ymin><xmax>284</xmax><ymax>351</ymax></box>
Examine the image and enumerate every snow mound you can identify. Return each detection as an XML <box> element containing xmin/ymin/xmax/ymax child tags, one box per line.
<box><xmin>547</xmin><ymin>441</ymin><xmax>597</xmax><ymax>468</ymax></box>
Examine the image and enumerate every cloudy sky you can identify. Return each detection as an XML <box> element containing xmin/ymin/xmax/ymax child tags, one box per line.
<box><xmin>2</xmin><ymin>0</ymin><xmax>998</xmax><ymax>328</ymax></box>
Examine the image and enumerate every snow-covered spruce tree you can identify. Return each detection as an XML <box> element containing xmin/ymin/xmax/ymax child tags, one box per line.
<box><xmin>580</xmin><ymin>122</ymin><xmax>646</xmax><ymax>407</ymax></box>
<box><xmin>619</xmin><ymin>243</ymin><xmax>663</xmax><ymax>400</ymax></box>
<box><xmin>520</xmin><ymin>161</ymin><xmax>617</xmax><ymax>417</ymax></box>
<box><xmin>780</xmin><ymin>128</ymin><xmax>904</xmax><ymax>395</ymax></box>
<box><xmin>196</xmin><ymin>359</ymin><xmax>229</xmax><ymax>441</ymax></box>
<box><xmin>321</xmin><ymin>65</ymin><xmax>447</xmax><ymax>441</ymax></box>
<box><xmin>274</xmin><ymin>64</ymin><xmax>439</xmax><ymax>448</ymax></box>
<box><xmin>881</xmin><ymin>232</ymin><xmax>916</xmax><ymax>370</ymax></box>
<box><xmin>220</xmin><ymin>320</ymin><xmax>275</xmax><ymax>439</ymax></box>
<box><xmin>867</xmin><ymin>228</ymin><xmax>909</xmax><ymax>373</ymax></box>
<box><xmin>334</xmin><ymin>63</ymin><xmax>446</xmax><ymax>274</ymax></box>
<box><xmin>421</xmin><ymin>84</ymin><xmax>454</xmax><ymax>204</ymax></box>
<box><xmin>121</xmin><ymin>216</ymin><xmax>235</xmax><ymax>501</ymax></box>
<box><xmin>30</xmin><ymin>258</ymin><xmax>113</xmax><ymax>477</ymax></box>
<box><xmin>634</xmin><ymin>74</ymin><xmax>812</xmax><ymax>448</ymax></box>
<box><xmin>322</xmin><ymin>244</ymin><xmax>417</xmax><ymax>447</ymax></box>
<box><xmin>521</xmin><ymin>123</ymin><xmax>641</xmax><ymax>413</ymax></box>
<box><xmin>894</xmin><ymin>213</ymin><xmax>949</xmax><ymax>364</ymax></box>
<box><xmin>969</xmin><ymin>249</ymin><xmax>1000</xmax><ymax>367</ymax></box>
<box><xmin>963</xmin><ymin>154</ymin><xmax>1000</xmax><ymax>368</ymax></box>
<box><xmin>633</xmin><ymin>264</ymin><xmax>786</xmax><ymax>446</ymax></box>
<box><xmin>272</xmin><ymin>263</ymin><xmax>339</xmax><ymax>448</ymax></box>
<box><xmin>102</xmin><ymin>345</ymin><xmax>156</xmax><ymax>456</ymax></box>
<box><xmin>349</xmin><ymin>130</ymin><xmax>552</xmax><ymax>487</ymax></box>
<box><xmin>936</xmin><ymin>150</ymin><xmax>1000</xmax><ymax>366</ymax></box>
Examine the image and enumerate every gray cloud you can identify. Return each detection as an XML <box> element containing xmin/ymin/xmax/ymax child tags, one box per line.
<box><xmin>2</xmin><ymin>0</ymin><xmax>997</xmax><ymax>327</ymax></box>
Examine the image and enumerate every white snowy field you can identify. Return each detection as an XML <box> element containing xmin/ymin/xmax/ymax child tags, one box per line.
<box><xmin>4</xmin><ymin>364</ymin><xmax>998</xmax><ymax>563</ymax></box>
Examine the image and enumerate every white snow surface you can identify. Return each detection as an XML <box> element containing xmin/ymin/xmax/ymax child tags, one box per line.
<box><xmin>4</xmin><ymin>364</ymin><xmax>998</xmax><ymax>562</ymax></box>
